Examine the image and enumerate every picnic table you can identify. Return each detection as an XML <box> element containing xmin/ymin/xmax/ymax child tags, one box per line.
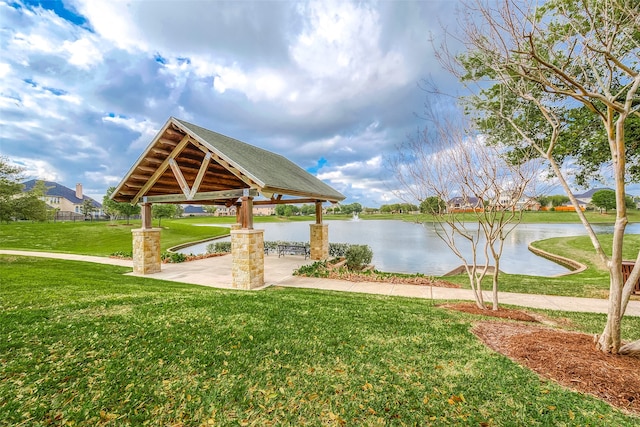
<box><xmin>277</xmin><ymin>244</ymin><xmax>310</xmax><ymax>259</ymax></box>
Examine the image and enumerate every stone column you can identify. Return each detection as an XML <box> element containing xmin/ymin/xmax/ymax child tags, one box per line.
<box><xmin>231</xmin><ymin>228</ymin><xmax>264</xmax><ymax>289</ymax></box>
<box><xmin>310</xmin><ymin>223</ymin><xmax>329</xmax><ymax>260</ymax></box>
<box><xmin>131</xmin><ymin>228</ymin><xmax>162</xmax><ymax>274</ymax></box>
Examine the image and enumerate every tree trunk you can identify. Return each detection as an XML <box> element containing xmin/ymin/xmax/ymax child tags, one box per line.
<box><xmin>492</xmin><ymin>258</ymin><xmax>499</xmax><ymax>311</ymax></box>
<box><xmin>597</xmin><ymin>113</ymin><xmax>628</xmax><ymax>354</ymax></box>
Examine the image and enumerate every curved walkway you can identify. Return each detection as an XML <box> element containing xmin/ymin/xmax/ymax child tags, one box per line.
<box><xmin>2</xmin><ymin>250</ymin><xmax>639</xmax><ymax>317</ymax></box>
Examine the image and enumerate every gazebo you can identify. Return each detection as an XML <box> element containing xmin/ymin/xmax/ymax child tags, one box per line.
<box><xmin>111</xmin><ymin>117</ymin><xmax>345</xmax><ymax>289</ymax></box>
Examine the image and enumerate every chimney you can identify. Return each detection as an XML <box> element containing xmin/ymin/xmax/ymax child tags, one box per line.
<box><xmin>76</xmin><ymin>183</ymin><xmax>83</xmax><ymax>200</ymax></box>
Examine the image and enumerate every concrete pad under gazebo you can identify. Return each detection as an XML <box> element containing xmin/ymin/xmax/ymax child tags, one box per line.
<box><xmin>111</xmin><ymin>117</ymin><xmax>345</xmax><ymax>289</ymax></box>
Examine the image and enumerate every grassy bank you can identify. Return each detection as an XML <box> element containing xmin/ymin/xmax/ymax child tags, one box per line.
<box><xmin>1</xmin><ymin>256</ymin><xmax>638</xmax><ymax>425</ymax></box>
<box><xmin>444</xmin><ymin>234</ymin><xmax>640</xmax><ymax>298</ymax></box>
<box><xmin>0</xmin><ymin>220</ymin><xmax>229</xmax><ymax>256</ymax></box>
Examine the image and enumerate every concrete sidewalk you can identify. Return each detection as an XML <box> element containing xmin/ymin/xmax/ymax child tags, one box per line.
<box><xmin>2</xmin><ymin>249</ymin><xmax>639</xmax><ymax>316</ymax></box>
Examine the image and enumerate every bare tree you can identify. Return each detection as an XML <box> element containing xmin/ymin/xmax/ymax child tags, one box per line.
<box><xmin>389</xmin><ymin>102</ymin><xmax>539</xmax><ymax>310</ymax></box>
<box><xmin>438</xmin><ymin>0</ymin><xmax>640</xmax><ymax>354</ymax></box>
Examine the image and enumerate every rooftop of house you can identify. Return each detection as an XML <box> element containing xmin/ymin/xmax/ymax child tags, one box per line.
<box><xmin>22</xmin><ymin>180</ymin><xmax>102</xmax><ymax>208</ymax></box>
<box><xmin>573</xmin><ymin>188</ymin><xmax>615</xmax><ymax>198</ymax></box>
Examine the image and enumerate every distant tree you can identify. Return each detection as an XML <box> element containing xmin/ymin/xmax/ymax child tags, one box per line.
<box><xmin>591</xmin><ymin>190</ymin><xmax>617</xmax><ymax>213</ymax></box>
<box><xmin>536</xmin><ymin>196</ymin><xmax>550</xmax><ymax>208</ymax></box>
<box><xmin>118</xmin><ymin>203</ymin><xmax>141</xmax><ymax>224</ymax></box>
<box><xmin>102</xmin><ymin>187</ymin><xmax>120</xmax><ymax>221</ymax></box>
<box><xmin>203</xmin><ymin>205</ymin><xmax>217</xmax><ymax>215</ymax></box>
<box><xmin>283</xmin><ymin>205</ymin><xmax>299</xmax><ymax>217</ymax></box>
<box><xmin>103</xmin><ymin>186</ymin><xmax>140</xmax><ymax>224</ymax></box>
<box><xmin>0</xmin><ymin>157</ymin><xmax>25</xmax><ymax>223</ymax></box>
<box><xmin>420</xmin><ymin>196</ymin><xmax>446</xmax><ymax>215</ymax></box>
<box><xmin>300</xmin><ymin>204</ymin><xmax>316</xmax><ymax>215</ymax></box>
<box><xmin>152</xmin><ymin>204</ymin><xmax>178</xmax><ymax>227</ymax></box>
<box><xmin>401</xmin><ymin>203</ymin><xmax>419</xmax><ymax>213</ymax></box>
<box><xmin>5</xmin><ymin>179</ymin><xmax>49</xmax><ymax>222</ymax></box>
<box><xmin>16</xmin><ymin>180</ymin><xmax>49</xmax><ymax>221</ymax></box>
<box><xmin>81</xmin><ymin>199</ymin><xmax>96</xmax><ymax>220</ymax></box>
<box><xmin>625</xmin><ymin>195</ymin><xmax>636</xmax><ymax>210</ymax></box>
<box><xmin>549</xmin><ymin>195</ymin><xmax>570</xmax><ymax>208</ymax></box>
<box><xmin>340</xmin><ymin>204</ymin><xmax>354</xmax><ymax>215</ymax></box>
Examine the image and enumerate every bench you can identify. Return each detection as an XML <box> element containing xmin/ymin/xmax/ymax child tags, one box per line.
<box><xmin>277</xmin><ymin>244</ymin><xmax>310</xmax><ymax>259</ymax></box>
<box><xmin>621</xmin><ymin>261</ymin><xmax>640</xmax><ymax>295</ymax></box>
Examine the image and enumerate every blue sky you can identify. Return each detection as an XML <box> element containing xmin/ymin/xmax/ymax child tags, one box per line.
<box><xmin>0</xmin><ymin>0</ymin><xmax>468</xmax><ymax>206</ymax></box>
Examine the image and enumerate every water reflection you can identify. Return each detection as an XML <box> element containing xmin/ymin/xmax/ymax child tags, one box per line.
<box><xmin>177</xmin><ymin>220</ymin><xmax>640</xmax><ymax>277</ymax></box>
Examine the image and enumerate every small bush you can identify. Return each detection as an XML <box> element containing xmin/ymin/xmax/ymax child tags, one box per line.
<box><xmin>110</xmin><ymin>251</ymin><xmax>132</xmax><ymax>258</ymax></box>
<box><xmin>345</xmin><ymin>245</ymin><xmax>373</xmax><ymax>271</ymax></box>
<box><xmin>161</xmin><ymin>252</ymin><xmax>187</xmax><ymax>263</ymax></box>
<box><xmin>207</xmin><ymin>241</ymin><xmax>231</xmax><ymax>253</ymax></box>
<box><xmin>293</xmin><ymin>261</ymin><xmax>329</xmax><ymax>278</ymax></box>
<box><xmin>329</xmin><ymin>243</ymin><xmax>351</xmax><ymax>258</ymax></box>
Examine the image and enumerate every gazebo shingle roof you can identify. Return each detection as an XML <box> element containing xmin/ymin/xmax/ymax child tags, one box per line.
<box><xmin>111</xmin><ymin>117</ymin><xmax>345</xmax><ymax>206</ymax></box>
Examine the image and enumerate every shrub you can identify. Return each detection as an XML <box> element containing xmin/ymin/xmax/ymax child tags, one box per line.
<box><xmin>161</xmin><ymin>252</ymin><xmax>187</xmax><ymax>263</ymax></box>
<box><xmin>110</xmin><ymin>251</ymin><xmax>132</xmax><ymax>258</ymax></box>
<box><xmin>329</xmin><ymin>243</ymin><xmax>351</xmax><ymax>258</ymax></box>
<box><xmin>345</xmin><ymin>245</ymin><xmax>373</xmax><ymax>271</ymax></box>
<box><xmin>293</xmin><ymin>261</ymin><xmax>329</xmax><ymax>278</ymax></box>
<box><xmin>206</xmin><ymin>241</ymin><xmax>231</xmax><ymax>253</ymax></box>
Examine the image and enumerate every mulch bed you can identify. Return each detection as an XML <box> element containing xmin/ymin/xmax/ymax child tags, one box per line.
<box><xmin>326</xmin><ymin>270</ymin><xmax>460</xmax><ymax>287</ymax></box>
<box><xmin>471</xmin><ymin>320</ymin><xmax>640</xmax><ymax>414</ymax></box>
<box><xmin>440</xmin><ymin>302</ymin><xmax>539</xmax><ymax>322</ymax></box>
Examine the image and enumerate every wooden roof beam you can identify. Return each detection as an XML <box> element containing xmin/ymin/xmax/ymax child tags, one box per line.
<box><xmin>145</xmin><ymin>188</ymin><xmax>258</xmax><ymax>204</ymax></box>
<box><xmin>132</xmin><ymin>135</ymin><xmax>191</xmax><ymax>204</ymax></box>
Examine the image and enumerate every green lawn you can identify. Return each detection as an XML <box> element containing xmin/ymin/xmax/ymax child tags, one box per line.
<box><xmin>1</xmin><ymin>256</ymin><xmax>638</xmax><ymax>426</ymax></box>
<box><xmin>443</xmin><ymin>232</ymin><xmax>640</xmax><ymax>298</ymax></box>
<box><xmin>0</xmin><ymin>220</ymin><xmax>229</xmax><ymax>256</ymax></box>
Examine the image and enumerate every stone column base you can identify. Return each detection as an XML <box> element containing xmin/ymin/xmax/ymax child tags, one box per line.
<box><xmin>231</xmin><ymin>229</ymin><xmax>264</xmax><ymax>290</ymax></box>
<box><xmin>310</xmin><ymin>223</ymin><xmax>329</xmax><ymax>260</ymax></box>
<box><xmin>132</xmin><ymin>228</ymin><xmax>162</xmax><ymax>274</ymax></box>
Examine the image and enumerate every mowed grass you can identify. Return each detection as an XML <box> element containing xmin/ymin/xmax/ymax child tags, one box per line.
<box><xmin>445</xmin><ymin>233</ymin><xmax>640</xmax><ymax>298</ymax></box>
<box><xmin>0</xmin><ymin>220</ymin><xmax>229</xmax><ymax>256</ymax></box>
<box><xmin>1</xmin><ymin>256</ymin><xmax>639</xmax><ymax>426</ymax></box>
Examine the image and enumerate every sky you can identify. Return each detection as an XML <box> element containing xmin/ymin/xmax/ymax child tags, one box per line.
<box><xmin>0</xmin><ymin>0</ymin><xmax>468</xmax><ymax>207</ymax></box>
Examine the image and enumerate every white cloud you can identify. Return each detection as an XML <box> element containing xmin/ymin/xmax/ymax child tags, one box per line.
<box><xmin>63</xmin><ymin>37</ymin><xmax>103</xmax><ymax>69</ymax></box>
<box><xmin>102</xmin><ymin>114</ymin><xmax>161</xmax><ymax>151</ymax></box>
<box><xmin>0</xmin><ymin>63</ymin><xmax>11</xmax><ymax>78</ymax></box>
<box><xmin>70</xmin><ymin>0</ymin><xmax>145</xmax><ymax>52</ymax></box>
<box><xmin>11</xmin><ymin>157</ymin><xmax>61</xmax><ymax>182</ymax></box>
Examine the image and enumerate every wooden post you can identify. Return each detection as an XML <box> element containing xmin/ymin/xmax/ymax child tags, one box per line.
<box><xmin>241</xmin><ymin>196</ymin><xmax>254</xmax><ymax>229</ymax></box>
<box><xmin>315</xmin><ymin>200</ymin><xmax>323</xmax><ymax>224</ymax></box>
<box><xmin>141</xmin><ymin>202</ymin><xmax>152</xmax><ymax>229</ymax></box>
<box><xmin>235</xmin><ymin>203</ymin><xmax>242</xmax><ymax>225</ymax></box>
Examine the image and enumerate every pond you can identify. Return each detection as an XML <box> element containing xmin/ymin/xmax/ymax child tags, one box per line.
<box><xmin>177</xmin><ymin>220</ymin><xmax>640</xmax><ymax>277</ymax></box>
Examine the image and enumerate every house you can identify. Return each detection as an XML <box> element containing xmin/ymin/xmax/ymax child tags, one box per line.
<box><xmin>574</xmin><ymin>188</ymin><xmax>614</xmax><ymax>205</ymax></box>
<box><xmin>514</xmin><ymin>196</ymin><xmax>541</xmax><ymax>211</ymax></box>
<box><xmin>22</xmin><ymin>180</ymin><xmax>103</xmax><ymax>220</ymax></box>
<box><xmin>447</xmin><ymin>196</ymin><xmax>481</xmax><ymax>212</ymax></box>
<box><xmin>254</xmin><ymin>204</ymin><xmax>276</xmax><ymax>216</ymax></box>
<box><xmin>214</xmin><ymin>205</ymin><xmax>237</xmax><ymax>217</ymax></box>
<box><xmin>182</xmin><ymin>205</ymin><xmax>210</xmax><ymax>216</ymax></box>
